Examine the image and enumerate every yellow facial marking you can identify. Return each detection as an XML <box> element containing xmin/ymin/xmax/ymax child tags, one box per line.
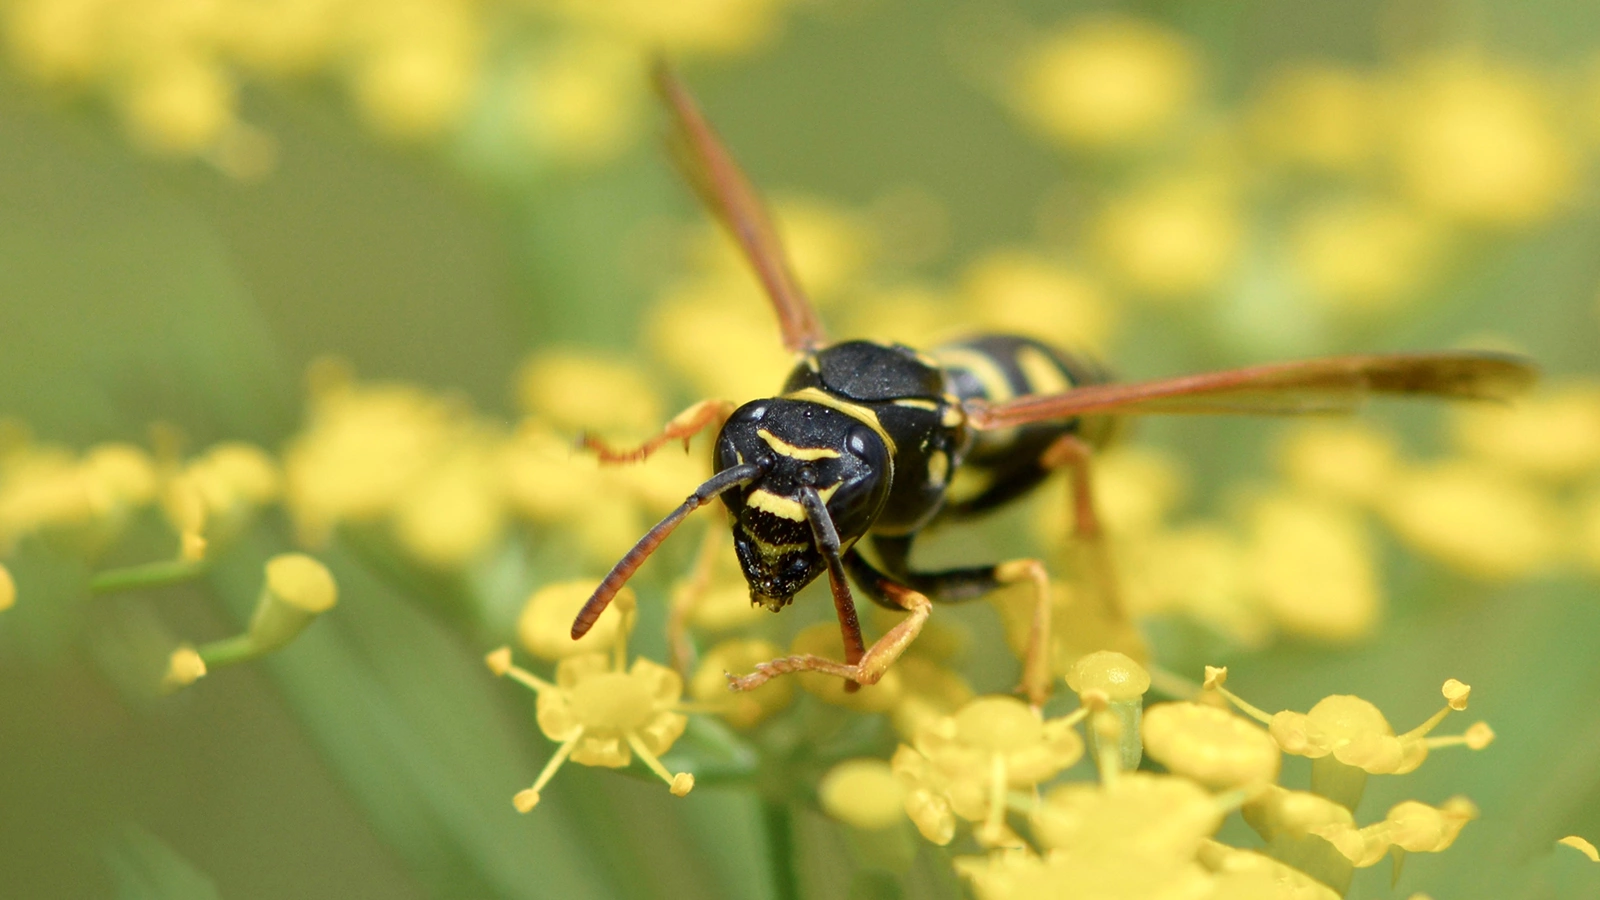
<box><xmin>941</xmin><ymin>404</ymin><xmax>964</xmax><ymax>428</ymax></box>
<box><xmin>746</xmin><ymin>489</ymin><xmax>806</xmax><ymax>521</ymax></box>
<box><xmin>758</xmin><ymin>428</ymin><xmax>841</xmax><ymax>460</ymax></box>
<box><xmin>935</xmin><ymin>348</ymin><xmax>1015</xmax><ymax>403</ymax></box>
<box><xmin>893</xmin><ymin>398</ymin><xmax>939</xmax><ymax>412</ymax></box>
<box><xmin>782</xmin><ymin>387</ymin><xmax>897</xmax><ymax>457</ymax></box>
<box><xmin>1016</xmin><ymin>346</ymin><xmax>1073</xmax><ymax>397</ymax></box>
<box><xmin>927</xmin><ymin>450</ymin><xmax>949</xmax><ymax>485</ymax></box>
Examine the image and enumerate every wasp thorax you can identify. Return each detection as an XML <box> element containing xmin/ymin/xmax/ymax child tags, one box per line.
<box><xmin>713</xmin><ymin>399</ymin><xmax>892</xmax><ymax>610</ymax></box>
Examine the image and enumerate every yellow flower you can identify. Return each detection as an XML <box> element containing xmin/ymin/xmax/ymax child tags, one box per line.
<box><xmin>1390</xmin><ymin>55</ymin><xmax>1577</xmax><ymax>227</ymax></box>
<box><xmin>1243</xmin><ymin>493</ymin><xmax>1380</xmax><ymax>642</ymax></box>
<box><xmin>345</xmin><ymin>0</ymin><xmax>482</xmax><ymax>141</ymax></box>
<box><xmin>3</xmin><ymin>0</ymin><xmax>107</xmax><ymax>85</ymax></box>
<box><xmin>1311</xmin><ymin>797</ymin><xmax>1478</xmax><ymax>867</ymax></box>
<box><xmin>390</xmin><ymin>435</ymin><xmax>506</xmax><ymax>568</ymax></box>
<box><xmin>1093</xmin><ymin>173</ymin><xmax>1243</xmax><ymax>300</ymax></box>
<box><xmin>514</xmin><ymin>39</ymin><xmax>644</xmax><ymax>166</ymax></box>
<box><xmin>893</xmin><ymin>695</ymin><xmax>1086</xmax><ymax>847</ymax></box>
<box><xmin>517</xmin><ymin>579</ymin><xmax>635</xmax><ymax>662</ymax></box>
<box><xmin>1013</xmin><ymin>16</ymin><xmax>1201</xmax><ymax>150</ymax></box>
<box><xmin>1197</xmin><ymin>841</ymin><xmax>1343</xmax><ymax>900</ymax></box>
<box><xmin>1247</xmin><ymin>63</ymin><xmax>1381</xmax><ymax>173</ymax></box>
<box><xmin>1118</xmin><ymin>525</ymin><xmax>1266</xmax><ymax>646</ymax></box>
<box><xmin>282</xmin><ymin>378</ymin><xmax>461</xmax><ymax>544</ymax></box>
<box><xmin>179</xmin><ymin>441</ymin><xmax>282</xmax><ymax>536</ymax></box>
<box><xmin>1559</xmin><ymin>835</ymin><xmax>1600</xmax><ymax>862</ymax></box>
<box><xmin>959</xmin><ymin>251</ymin><xmax>1118</xmax><ymax>352</ymax></box>
<box><xmin>1034</xmin><ymin>445</ymin><xmax>1187</xmax><ymax>544</ymax></box>
<box><xmin>1288</xmin><ymin>196</ymin><xmax>1446</xmax><ymax>315</ymax></box>
<box><xmin>118</xmin><ymin>55</ymin><xmax>237</xmax><ymax>155</ymax></box>
<box><xmin>1577</xmin><ymin>486</ymin><xmax>1600</xmax><ymax>574</ymax></box>
<box><xmin>888</xmin><ymin>655</ymin><xmax>975</xmax><ymax>741</ymax></box>
<box><xmin>168</xmin><ymin>553</ymin><xmax>339</xmax><ymax>687</ymax></box>
<box><xmin>0</xmin><ymin>562</ymin><xmax>15</xmax><ymax>611</ymax></box>
<box><xmin>690</xmin><ymin>639</ymin><xmax>794</xmax><ymax>728</ymax></box>
<box><xmin>1451</xmin><ymin>382</ymin><xmax>1600</xmax><ymax>481</ymax></box>
<box><xmin>1142</xmin><ymin>702</ymin><xmax>1281</xmax><ymax>790</ymax></box>
<box><xmin>487</xmin><ymin>621</ymin><xmax>696</xmax><ymax>810</ymax></box>
<box><xmin>515</xmin><ymin>349</ymin><xmax>664</xmax><ymax>439</ymax></box>
<box><xmin>820</xmin><ymin>759</ymin><xmax>907</xmax><ymax>831</ymax></box>
<box><xmin>1275</xmin><ymin>422</ymin><xmax>1399</xmax><ymax>507</ymax></box>
<box><xmin>647</xmin><ymin>275</ymin><xmax>795</xmax><ymax>402</ymax></box>
<box><xmin>1209</xmin><ymin>669</ymin><xmax>1492</xmax><ymax>776</ymax></box>
<box><xmin>541</xmin><ymin>0</ymin><xmax>791</xmax><ymax>54</ymax></box>
<box><xmin>789</xmin><ymin>623</ymin><xmax>904</xmax><ymax>712</ymax></box>
<box><xmin>1380</xmin><ymin>461</ymin><xmax>1563</xmax><ymax>580</ymax></box>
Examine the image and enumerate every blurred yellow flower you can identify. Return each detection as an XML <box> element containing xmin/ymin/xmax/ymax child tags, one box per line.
<box><xmin>515</xmin><ymin>349</ymin><xmax>664</xmax><ymax>438</ymax></box>
<box><xmin>690</xmin><ymin>638</ymin><xmax>794</xmax><ymax>728</ymax></box>
<box><xmin>1013</xmin><ymin>16</ymin><xmax>1200</xmax><ymax>151</ymax></box>
<box><xmin>820</xmin><ymin>758</ymin><xmax>907</xmax><ymax>832</ymax></box>
<box><xmin>0</xmin><ymin>562</ymin><xmax>14</xmax><ymax>611</ymax></box>
<box><xmin>1142</xmin><ymin>701</ymin><xmax>1281</xmax><ymax>790</ymax></box>
<box><xmin>958</xmin><ymin>251</ymin><xmax>1119</xmax><ymax>351</ymax></box>
<box><xmin>518</xmin><ymin>579</ymin><xmax>635</xmax><ymax>661</ymax></box>
<box><xmin>1451</xmin><ymin>382</ymin><xmax>1600</xmax><ymax>481</ymax></box>
<box><xmin>1093</xmin><ymin>173</ymin><xmax>1243</xmax><ymax>300</ymax></box>
<box><xmin>538</xmin><ymin>0</ymin><xmax>790</xmax><ymax>54</ymax></box>
<box><xmin>1244</xmin><ymin>493</ymin><xmax>1380</xmax><ymax>642</ymax></box>
<box><xmin>514</xmin><ymin>39</ymin><xmax>644</xmax><ymax>165</ymax></box>
<box><xmin>1390</xmin><ymin>55</ymin><xmax>1577</xmax><ymax>227</ymax></box>
<box><xmin>119</xmin><ymin>56</ymin><xmax>238</xmax><ymax>154</ymax></box>
<box><xmin>1288</xmin><ymin>196</ymin><xmax>1446</xmax><ymax>314</ymax></box>
<box><xmin>1248</xmin><ymin>63</ymin><xmax>1381</xmax><ymax>173</ymax></box>
<box><xmin>1275</xmin><ymin>422</ymin><xmax>1399</xmax><ymax>507</ymax></box>
<box><xmin>1380</xmin><ymin>461</ymin><xmax>1563</xmax><ymax>580</ymax></box>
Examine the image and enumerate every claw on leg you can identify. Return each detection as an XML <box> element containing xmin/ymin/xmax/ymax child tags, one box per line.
<box><xmin>994</xmin><ymin>558</ymin><xmax>1053</xmax><ymax>709</ymax></box>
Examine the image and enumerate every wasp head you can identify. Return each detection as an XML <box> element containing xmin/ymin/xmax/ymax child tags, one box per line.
<box><xmin>713</xmin><ymin>398</ymin><xmax>891</xmax><ymax>611</ymax></box>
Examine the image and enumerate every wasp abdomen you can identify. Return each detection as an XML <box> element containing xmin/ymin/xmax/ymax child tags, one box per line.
<box><xmin>932</xmin><ymin>335</ymin><xmax>1114</xmax><ymax>518</ymax></box>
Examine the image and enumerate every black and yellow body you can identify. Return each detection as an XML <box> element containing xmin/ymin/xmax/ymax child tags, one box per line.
<box><xmin>713</xmin><ymin>335</ymin><xmax>1111</xmax><ymax>615</ymax></box>
<box><xmin>568</xmin><ymin>62</ymin><xmax>1537</xmax><ymax>703</ymax></box>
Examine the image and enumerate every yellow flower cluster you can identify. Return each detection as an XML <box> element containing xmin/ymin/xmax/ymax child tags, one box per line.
<box><xmin>803</xmin><ymin>656</ymin><xmax>1491</xmax><ymax>900</ymax></box>
<box><xmin>1</xmin><ymin>0</ymin><xmax>801</xmax><ymax>171</ymax></box>
<box><xmin>1009</xmin><ymin>17</ymin><xmax>1587</xmax><ymax>317</ymax></box>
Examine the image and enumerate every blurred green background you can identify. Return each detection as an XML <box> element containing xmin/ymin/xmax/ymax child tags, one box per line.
<box><xmin>1</xmin><ymin>0</ymin><xmax>1599</xmax><ymax>897</ymax></box>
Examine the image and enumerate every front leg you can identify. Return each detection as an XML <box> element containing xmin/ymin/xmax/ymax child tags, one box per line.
<box><xmin>580</xmin><ymin>398</ymin><xmax>735</xmax><ymax>464</ymax></box>
<box><xmin>727</xmin><ymin>547</ymin><xmax>929</xmax><ymax>692</ymax></box>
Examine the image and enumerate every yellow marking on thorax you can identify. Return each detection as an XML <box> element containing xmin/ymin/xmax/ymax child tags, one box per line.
<box><xmin>758</xmin><ymin>428</ymin><xmax>841</xmax><ymax>460</ymax></box>
<box><xmin>782</xmin><ymin>387</ymin><xmax>897</xmax><ymax>457</ymax></box>
<box><xmin>935</xmin><ymin>347</ymin><xmax>1016</xmax><ymax>404</ymax></box>
<box><xmin>893</xmin><ymin>398</ymin><xmax>938</xmax><ymax>412</ymax></box>
<box><xmin>1016</xmin><ymin>345</ymin><xmax>1073</xmax><ymax>397</ymax></box>
<box><xmin>945</xmin><ymin>464</ymin><xmax>992</xmax><ymax>504</ymax></box>
<box><xmin>927</xmin><ymin>449</ymin><xmax>950</xmax><ymax>485</ymax></box>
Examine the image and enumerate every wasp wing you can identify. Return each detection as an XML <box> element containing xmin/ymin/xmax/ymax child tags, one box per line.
<box><xmin>653</xmin><ymin>61</ymin><xmax>827</xmax><ymax>354</ymax></box>
<box><xmin>964</xmin><ymin>352</ymin><xmax>1538</xmax><ymax>430</ymax></box>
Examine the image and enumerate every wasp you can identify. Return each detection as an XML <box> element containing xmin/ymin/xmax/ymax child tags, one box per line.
<box><xmin>570</xmin><ymin>63</ymin><xmax>1537</xmax><ymax>705</ymax></box>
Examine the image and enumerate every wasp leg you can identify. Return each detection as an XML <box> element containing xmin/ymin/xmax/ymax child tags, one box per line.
<box><xmin>1039</xmin><ymin>433</ymin><xmax>1128</xmax><ymax>626</ymax></box>
<box><xmin>725</xmin><ymin>558</ymin><xmax>930</xmax><ymax>694</ymax></box>
<box><xmin>580</xmin><ymin>399</ymin><xmax>735</xmax><ymax>464</ymax></box>
<box><xmin>868</xmin><ymin>536</ymin><xmax>1055</xmax><ymax>708</ymax></box>
<box><xmin>664</xmin><ymin>510</ymin><xmax>728</xmax><ymax>675</ymax></box>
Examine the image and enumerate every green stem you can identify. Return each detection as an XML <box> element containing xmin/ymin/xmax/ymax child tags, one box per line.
<box><xmin>90</xmin><ymin>558</ymin><xmax>207</xmax><ymax>595</ymax></box>
<box><xmin>196</xmin><ymin>634</ymin><xmax>257</xmax><ymax>668</ymax></box>
<box><xmin>762</xmin><ymin>798</ymin><xmax>801</xmax><ymax>900</ymax></box>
